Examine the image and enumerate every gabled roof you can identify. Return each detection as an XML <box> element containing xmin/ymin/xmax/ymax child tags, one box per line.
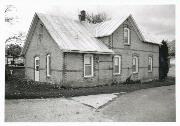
<box><xmin>93</xmin><ymin>14</ymin><xmax>159</xmax><ymax>45</ymax></box>
<box><xmin>95</xmin><ymin>15</ymin><xmax>129</xmax><ymax>37</ymax></box>
<box><xmin>22</xmin><ymin>13</ymin><xmax>114</xmax><ymax>55</ymax></box>
<box><xmin>22</xmin><ymin>12</ymin><xmax>159</xmax><ymax>56</ymax></box>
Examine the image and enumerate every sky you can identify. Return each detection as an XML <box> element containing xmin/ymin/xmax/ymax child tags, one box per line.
<box><xmin>4</xmin><ymin>0</ymin><xmax>175</xmax><ymax>44</ymax></box>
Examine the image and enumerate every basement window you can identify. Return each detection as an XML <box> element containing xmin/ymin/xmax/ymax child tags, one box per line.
<box><xmin>148</xmin><ymin>56</ymin><xmax>153</xmax><ymax>72</ymax></box>
<box><xmin>46</xmin><ymin>54</ymin><xmax>51</xmax><ymax>76</ymax></box>
<box><xmin>113</xmin><ymin>55</ymin><xmax>121</xmax><ymax>75</ymax></box>
<box><xmin>84</xmin><ymin>54</ymin><xmax>93</xmax><ymax>77</ymax></box>
<box><xmin>124</xmin><ymin>27</ymin><xmax>130</xmax><ymax>45</ymax></box>
<box><xmin>132</xmin><ymin>56</ymin><xmax>138</xmax><ymax>73</ymax></box>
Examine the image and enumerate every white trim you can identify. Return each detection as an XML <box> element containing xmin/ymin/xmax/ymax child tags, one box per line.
<box><xmin>46</xmin><ymin>54</ymin><xmax>50</xmax><ymax>77</ymax></box>
<box><xmin>113</xmin><ymin>55</ymin><xmax>121</xmax><ymax>75</ymax></box>
<box><xmin>84</xmin><ymin>54</ymin><xmax>94</xmax><ymax>77</ymax></box>
<box><xmin>148</xmin><ymin>56</ymin><xmax>153</xmax><ymax>72</ymax></box>
<box><xmin>132</xmin><ymin>56</ymin><xmax>139</xmax><ymax>74</ymax></box>
<box><xmin>124</xmin><ymin>27</ymin><xmax>130</xmax><ymax>45</ymax></box>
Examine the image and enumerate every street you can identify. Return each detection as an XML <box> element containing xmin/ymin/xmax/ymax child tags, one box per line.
<box><xmin>5</xmin><ymin>85</ymin><xmax>175</xmax><ymax>122</ymax></box>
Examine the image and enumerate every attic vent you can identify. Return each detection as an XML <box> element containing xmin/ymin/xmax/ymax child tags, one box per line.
<box><xmin>39</xmin><ymin>24</ymin><xmax>43</xmax><ymax>41</ymax></box>
<box><xmin>39</xmin><ymin>24</ymin><xmax>43</xmax><ymax>34</ymax></box>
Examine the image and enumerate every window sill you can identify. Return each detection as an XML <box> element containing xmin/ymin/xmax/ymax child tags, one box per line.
<box><xmin>148</xmin><ymin>71</ymin><xmax>153</xmax><ymax>73</ymax></box>
<box><xmin>84</xmin><ymin>75</ymin><xmax>94</xmax><ymax>78</ymax></box>
<box><xmin>132</xmin><ymin>72</ymin><xmax>138</xmax><ymax>74</ymax></box>
<box><xmin>113</xmin><ymin>73</ymin><xmax>121</xmax><ymax>75</ymax></box>
<box><xmin>46</xmin><ymin>75</ymin><xmax>51</xmax><ymax>78</ymax></box>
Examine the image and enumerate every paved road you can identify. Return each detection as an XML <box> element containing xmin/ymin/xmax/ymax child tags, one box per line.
<box><xmin>99</xmin><ymin>85</ymin><xmax>176</xmax><ymax>122</ymax></box>
<box><xmin>5</xmin><ymin>85</ymin><xmax>175</xmax><ymax>122</ymax></box>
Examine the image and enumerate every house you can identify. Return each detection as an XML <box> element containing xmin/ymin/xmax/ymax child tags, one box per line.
<box><xmin>21</xmin><ymin>11</ymin><xmax>159</xmax><ymax>87</ymax></box>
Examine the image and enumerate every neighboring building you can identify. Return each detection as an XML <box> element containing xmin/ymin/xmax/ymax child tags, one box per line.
<box><xmin>5</xmin><ymin>55</ymin><xmax>13</xmax><ymax>65</ymax></box>
<box><xmin>22</xmin><ymin>11</ymin><xmax>159</xmax><ymax>87</ymax></box>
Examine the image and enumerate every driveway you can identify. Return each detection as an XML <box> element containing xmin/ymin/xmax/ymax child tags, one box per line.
<box><xmin>5</xmin><ymin>85</ymin><xmax>175</xmax><ymax>122</ymax></box>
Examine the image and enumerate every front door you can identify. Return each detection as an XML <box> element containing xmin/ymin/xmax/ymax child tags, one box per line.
<box><xmin>34</xmin><ymin>56</ymin><xmax>40</xmax><ymax>81</ymax></box>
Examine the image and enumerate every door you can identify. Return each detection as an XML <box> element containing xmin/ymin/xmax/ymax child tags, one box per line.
<box><xmin>34</xmin><ymin>56</ymin><xmax>40</xmax><ymax>81</ymax></box>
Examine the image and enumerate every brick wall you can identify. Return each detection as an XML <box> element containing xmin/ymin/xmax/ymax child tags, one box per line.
<box><xmin>99</xmin><ymin>18</ymin><xmax>159</xmax><ymax>82</ymax></box>
<box><xmin>25</xmin><ymin>19</ymin><xmax>63</xmax><ymax>84</ymax></box>
<box><xmin>63</xmin><ymin>53</ymin><xmax>112</xmax><ymax>87</ymax></box>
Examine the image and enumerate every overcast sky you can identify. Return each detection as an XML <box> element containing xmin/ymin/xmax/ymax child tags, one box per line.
<box><xmin>5</xmin><ymin>0</ymin><xmax>175</xmax><ymax>43</ymax></box>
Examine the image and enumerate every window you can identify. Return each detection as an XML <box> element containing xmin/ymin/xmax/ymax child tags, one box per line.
<box><xmin>35</xmin><ymin>57</ymin><xmax>40</xmax><ymax>71</ymax></box>
<box><xmin>113</xmin><ymin>55</ymin><xmax>121</xmax><ymax>74</ymax></box>
<box><xmin>46</xmin><ymin>54</ymin><xmax>51</xmax><ymax>76</ymax></box>
<box><xmin>124</xmin><ymin>27</ymin><xmax>130</xmax><ymax>45</ymax></box>
<box><xmin>148</xmin><ymin>57</ymin><xmax>153</xmax><ymax>72</ymax></box>
<box><xmin>132</xmin><ymin>56</ymin><xmax>138</xmax><ymax>73</ymax></box>
<box><xmin>84</xmin><ymin>54</ymin><xmax>93</xmax><ymax>77</ymax></box>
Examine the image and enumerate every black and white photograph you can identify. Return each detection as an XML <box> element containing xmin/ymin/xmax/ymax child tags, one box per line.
<box><xmin>2</xmin><ymin>0</ymin><xmax>177</xmax><ymax>124</ymax></box>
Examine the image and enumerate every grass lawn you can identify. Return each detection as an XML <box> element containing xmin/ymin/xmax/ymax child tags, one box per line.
<box><xmin>5</xmin><ymin>76</ymin><xmax>175</xmax><ymax>99</ymax></box>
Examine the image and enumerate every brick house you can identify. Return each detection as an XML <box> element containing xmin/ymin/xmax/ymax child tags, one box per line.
<box><xmin>21</xmin><ymin>11</ymin><xmax>159</xmax><ymax>87</ymax></box>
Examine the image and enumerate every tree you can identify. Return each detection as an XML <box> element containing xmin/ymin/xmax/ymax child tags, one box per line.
<box><xmin>5</xmin><ymin>32</ymin><xmax>26</xmax><ymax>46</ymax></box>
<box><xmin>6</xmin><ymin>44</ymin><xmax>22</xmax><ymax>65</ymax></box>
<box><xmin>86</xmin><ymin>12</ymin><xmax>110</xmax><ymax>24</ymax></box>
<box><xmin>168</xmin><ymin>40</ymin><xmax>175</xmax><ymax>57</ymax></box>
<box><xmin>159</xmin><ymin>40</ymin><xmax>169</xmax><ymax>80</ymax></box>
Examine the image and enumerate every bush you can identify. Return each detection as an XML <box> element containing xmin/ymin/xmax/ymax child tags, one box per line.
<box><xmin>5</xmin><ymin>65</ymin><xmax>12</xmax><ymax>81</ymax></box>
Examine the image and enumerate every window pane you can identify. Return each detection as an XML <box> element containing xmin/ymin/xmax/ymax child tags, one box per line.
<box><xmin>132</xmin><ymin>65</ymin><xmax>136</xmax><ymax>72</ymax></box>
<box><xmin>133</xmin><ymin>57</ymin><xmax>138</xmax><ymax>73</ymax></box>
<box><xmin>124</xmin><ymin>28</ymin><xmax>129</xmax><ymax>44</ymax></box>
<box><xmin>84</xmin><ymin>56</ymin><xmax>91</xmax><ymax>65</ymax></box>
<box><xmin>136</xmin><ymin>57</ymin><xmax>138</xmax><ymax>72</ymax></box>
<box><xmin>85</xmin><ymin>65</ymin><xmax>91</xmax><ymax>76</ymax></box>
<box><xmin>124</xmin><ymin>29</ymin><xmax>128</xmax><ymax>37</ymax></box>
<box><xmin>114</xmin><ymin>65</ymin><xmax>119</xmax><ymax>73</ymax></box>
<box><xmin>148</xmin><ymin>57</ymin><xmax>152</xmax><ymax>71</ymax></box>
<box><xmin>47</xmin><ymin>55</ymin><xmax>50</xmax><ymax>75</ymax></box>
<box><xmin>36</xmin><ymin>66</ymin><xmax>39</xmax><ymax>71</ymax></box>
<box><xmin>114</xmin><ymin>57</ymin><xmax>119</xmax><ymax>66</ymax></box>
<box><xmin>133</xmin><ymin>58</ymin><xmax>136</xmax><ymax>65</ymax></box>
<box><xmin>36</xmin><ymin>60</ymin><xmax>39</xmax><ymax>65</ymax></box>
<box><xmin>148</xmin><ymin>65</ymin><xmax>151</xmax><ymax>70</ymax></box>
<box><xmin>113</xmin><ymin>56</ymin><xmax>120</xmax><ymax>74</ymax></box>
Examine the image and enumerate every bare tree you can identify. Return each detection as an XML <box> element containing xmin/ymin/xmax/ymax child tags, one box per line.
<box><xmin>86</xmin><ymin>12</ymin><xmax>110</xmax><ymax>24</ymax></box>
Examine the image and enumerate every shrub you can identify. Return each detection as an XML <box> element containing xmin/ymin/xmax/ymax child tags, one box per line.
<box><xmin>5</xmin><ymin>65</ymin><xmax>11</xmax><ymax>81</ymax></box>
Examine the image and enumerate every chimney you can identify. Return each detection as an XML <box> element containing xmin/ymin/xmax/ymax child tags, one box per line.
<box><xmin>79</xmin><ymin>10</ymin><xmax>86</xmax><ymax>21</ymax></box>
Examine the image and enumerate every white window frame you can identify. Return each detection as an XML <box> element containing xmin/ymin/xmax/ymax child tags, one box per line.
<box><xmin>148</xmin><ymin>56</ymin><xmax>153</xmax><ymax>72</ymax></box>
<box><xmin>124</xmin><ymin>27</ymin><xmax>130</xmax><ymax>45</ymax></box>
<box><xmin>46</xmin><ymin>54</ymin><xmax>50</xmax><ymax>77</ymax></box>
<box><xmin>132</xmin><ymin>56</ymin><xmax>139</xmax><ymax>74</ymax></box>
<box><xmin>113</xmin><ymin>55</ymin><xmax>121</xmax><ymax>75</ymax></box>
<box><xmin>84</xmin><ymin>54</ymin><xmax>93</xmax><ymax>77</ymax></box>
